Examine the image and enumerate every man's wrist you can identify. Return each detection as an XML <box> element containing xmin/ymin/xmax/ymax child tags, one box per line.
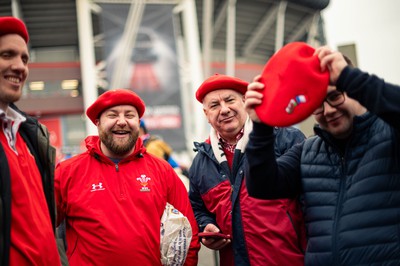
<box><xmin>252</xmin><ymin>121</ymin><xmax>274</xmax><ymax>136</ymax></box>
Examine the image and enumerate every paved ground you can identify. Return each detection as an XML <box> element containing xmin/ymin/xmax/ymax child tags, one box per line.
<box><xmin>198</xmin><ymin>246</ymin><xmax>218</xmax><ymax>266</ymax></box>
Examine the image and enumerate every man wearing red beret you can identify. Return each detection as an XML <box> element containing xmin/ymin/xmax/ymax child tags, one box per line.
<box><xmin>54</xmin><ymin>89</ymin><xmax>200</xmax><ymax>265</ymax></box>
<box><xmin>0</xmin><ymin>16</ymin><xmax>65</xmax><ymax>266</ymax></box>
<box><xmin>189</xmin><ymin>74</ymin><xmax>307</xmax><ymax>265</ymax></box>
<box><xmin>245</xmin><ymin>46</ymin><xmax>400</xmax><ymax>265</ymax></box>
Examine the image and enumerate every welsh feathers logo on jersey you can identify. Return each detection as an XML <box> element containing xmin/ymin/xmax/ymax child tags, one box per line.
<box><xmin>137</xmin><ymin>174</ymin><xmax>151</xmax><ymax>192</ymax></box>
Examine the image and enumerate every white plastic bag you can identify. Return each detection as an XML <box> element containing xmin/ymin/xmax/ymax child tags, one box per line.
<box><xmin>160</xmin><ymin>203</ymin><xmax>192</xmax><ymax>266</ymax></box>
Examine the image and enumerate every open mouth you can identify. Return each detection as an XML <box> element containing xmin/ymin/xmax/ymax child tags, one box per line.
<box><xmin>5</xmin><ymin>76</ymin><xmax>22</xmax><ymax>84</ymax></box>
<box><xmin>112</xmin><ymin>130</ymin><xmax>130</xmax><ymax>135</ymax></box>
<box><xmin>4</xmin><ymin>76</ymin><xmax>22</xmax><ymax>87</ymax></box>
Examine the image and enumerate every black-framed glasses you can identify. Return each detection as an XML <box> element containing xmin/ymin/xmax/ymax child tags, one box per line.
<box><xmin>313</xmin><ymin>91</ymin><xmax>345</xmax><ymax>115</ymax></box>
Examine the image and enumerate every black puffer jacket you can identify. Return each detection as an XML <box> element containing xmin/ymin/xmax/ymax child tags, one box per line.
<box><xmin>246</xmin><ymin>66</ymin><xmax>400</xmax><ymax>265</ymax></box>
<box><xmin>301</xmin><ymin>112</ymin><xmax>400</xmax><ymax>264</ymax></box>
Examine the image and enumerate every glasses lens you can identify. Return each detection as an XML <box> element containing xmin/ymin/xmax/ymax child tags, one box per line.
<box><xmin>313</xmin><ymin>91</ymin><xmax>344</xmax><ymax>115</ymax></box>
<box><xmin>327</xmin><ymin>91</ymin><xmax>344</xmax><ymax>106</ymax></box>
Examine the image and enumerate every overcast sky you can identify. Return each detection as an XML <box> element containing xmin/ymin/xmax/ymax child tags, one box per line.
<box><xmin>322</xmin><ymin>0</ymin><xmax>400</xmax><ymax>84</ymax></box>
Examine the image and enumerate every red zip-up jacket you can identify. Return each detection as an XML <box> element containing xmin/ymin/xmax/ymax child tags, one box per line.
<box><xmin>55</xmin><ymin>136</ymin><xmax>199</xmax><ymax>265</ymax></box>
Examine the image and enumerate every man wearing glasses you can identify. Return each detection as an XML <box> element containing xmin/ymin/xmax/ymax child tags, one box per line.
<box><xmin>244</xmin><ymin>46</ymin><xmax>400</xmax><ymax>265</ymax></box>
<box><xmin>312</xmin><ymin>89</ymin><xmax>345</xmax><ymax>115</ymax></box>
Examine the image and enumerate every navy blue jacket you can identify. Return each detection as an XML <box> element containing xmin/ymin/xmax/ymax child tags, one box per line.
<box><xmin>190</xmin><ymin>126</ymin><xmax>306</xmax><ymax>266</ymax></box>
<box><xmin>246</xmin><ymin>67</ymin><xmax>400</xmax><ymax>265</ymax></box>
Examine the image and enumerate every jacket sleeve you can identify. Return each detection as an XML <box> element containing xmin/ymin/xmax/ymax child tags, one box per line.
<box><xmin>337</xmin><ymin>66</ymin><xmax>400</xmax><ymax>131</ymax></box>
<box><xmin>246</xmin><ymin>122</ymin><xmax>303</xmax><ymax>199</ymax></box>
<box><xmin>188</xmin><ymin>158</ymin><xmax>218</xmax><ymax>232</ymax></box>
<box><xmin>165</xmin><ymin>168</ymin><xmax>200</xmax><ymax>266</ymax></box>
<box><xmin>54</xmin><ymin>163</ymin><xmax>66</xmax><ymax>227</ymax></box>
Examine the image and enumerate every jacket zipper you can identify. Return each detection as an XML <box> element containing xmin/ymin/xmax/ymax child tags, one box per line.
<box><xmin>333</xmin><ymin>156</ymin><xmax>346</xmax><ymax>265</ymax></box>
<box><xmin>115</xmin><ymin>163</ymin><xmax>126</xmax><ymax>199</ymax></box>
<box><xmin>286</xmin><ymin>211</ymin><xmax>305</xmax><ymax>254</ymax></box>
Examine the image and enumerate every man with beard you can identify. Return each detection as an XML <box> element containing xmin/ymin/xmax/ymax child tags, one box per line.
<box><xmin>54</xmin><ymin>89</ymin><xmax>200</xmax><ymax>265</ymax></box>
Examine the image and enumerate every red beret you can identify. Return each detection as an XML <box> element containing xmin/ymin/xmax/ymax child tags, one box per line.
<box><xmin>86</xmin><ymin>89</ymin><xmax>146</xmax><ymax>124</ymax></box>
<box><xmin>196</xmin><ymin>74</ymin><xmax>248</xmax><ymax>103</ymax></box>
<box><xmin>255</xmin><ymin>42</ymin><xmax>329</xmax><ymax>127</ymax></box>
<box><xmin>0</xmin><ymin>16</ymin><xmax>29</xmax><ymax>43</ymax></box>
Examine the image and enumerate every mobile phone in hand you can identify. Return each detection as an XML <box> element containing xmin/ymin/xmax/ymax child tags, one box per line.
<box><xmin>198</xmin><ymin>232</ymin><xmax>231</xmax><ymax>240</ymax></box>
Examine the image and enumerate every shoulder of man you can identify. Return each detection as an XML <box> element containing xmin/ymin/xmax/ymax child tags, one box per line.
<box><xmin>143</xmin><ymin>134</ymin><xmax>159</xmax><ymax>146</ymax></box>
<box><xmin>273</xmin><ymin>126</ymin><xmax>305</xmax><ymax>157</ymax></box>
<box><xmin>37</xmin><ymin>123</ymin><xmax>56</xmax><ymax>169</ymax></box>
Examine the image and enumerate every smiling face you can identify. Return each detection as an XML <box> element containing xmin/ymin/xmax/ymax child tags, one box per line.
<box><xmin>314</xmin><ymin>86</ymin><xmax>366</xmax><ymax>139</ymax></box>
<box><xmin>97</xmin><ymin>105</ymin><xmax>140</xmax><ymax>159</ymax></box>
<box><xmin>0</xmin><ymin>34</ymin><xmax>29</xmax><ymax>110</ymax></box>
<box><xmin>202</xmin><ymin>89</ymin><xmax>247</xmax><ymax>143</ymax></box>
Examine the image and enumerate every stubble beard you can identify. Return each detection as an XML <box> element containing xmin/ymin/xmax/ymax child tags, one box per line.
<box><xmin>0</xmin><ymin>87</ymin><xmax>23</xmax><ymax>106</ymax></box>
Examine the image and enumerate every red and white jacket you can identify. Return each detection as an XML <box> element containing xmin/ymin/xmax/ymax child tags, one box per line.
<box><xmin>55</xmin><ymin>136</ymin><xmax>199</xmax><ymax>266</ymax></box>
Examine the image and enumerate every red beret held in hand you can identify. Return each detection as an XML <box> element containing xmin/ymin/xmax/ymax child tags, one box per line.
<box><xmin>255</xmin><ymin>42</ymin><xmax>329</xmax><ymax>127</ymax></box>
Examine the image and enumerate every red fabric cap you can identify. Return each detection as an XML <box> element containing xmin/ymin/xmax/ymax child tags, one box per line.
<box><xmin>0</xmin><ymin>16</ymin><xmax>29</xmax><ymax>43</ymax></box>
<box><xmin>255</xmin><ymin>42</ymin><xmax>329</xmax><ymax>127</ymax></box>
<box><xmin>86</xmin><ymin>89</ymin><xmax>146</xmax><ymax>124</ymax></box>
<box><xmin>196</xmin><ymin>74</ymin><xmax>248</xmax><ymax>103</ymax></box>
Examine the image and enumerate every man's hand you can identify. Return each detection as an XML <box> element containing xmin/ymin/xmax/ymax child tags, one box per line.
<box><xmin>245</xmin><ymin>75</ymin><xmax>264</xmax><ymax>123</ymax></box>
<box><xmin>200</xmin><ymin>224</ymin><xmax>231</xmax><ymax>250</ymax></box>
<box><xmin>314</xmin><ymin>46</ymin><xmax>348</xmax><ymax>85</ymax></box>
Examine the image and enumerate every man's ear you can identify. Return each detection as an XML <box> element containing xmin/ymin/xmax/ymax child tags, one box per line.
<box><xmin>95</xmin><ymin>118</ymin><xmax>100</xmax><ymax>126</ymax></box>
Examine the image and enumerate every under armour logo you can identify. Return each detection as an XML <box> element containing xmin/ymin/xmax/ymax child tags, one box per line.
<box><xmin>91</xmin><ymin>182</ymin><xmax>106</xmax><ymax>192</ymax></box>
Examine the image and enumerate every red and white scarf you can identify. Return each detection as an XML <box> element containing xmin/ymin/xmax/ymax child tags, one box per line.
<box><xmin>209</xmin><ymin>116</ymin><xmax>252</xmax><ymax>164</ymax></box>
